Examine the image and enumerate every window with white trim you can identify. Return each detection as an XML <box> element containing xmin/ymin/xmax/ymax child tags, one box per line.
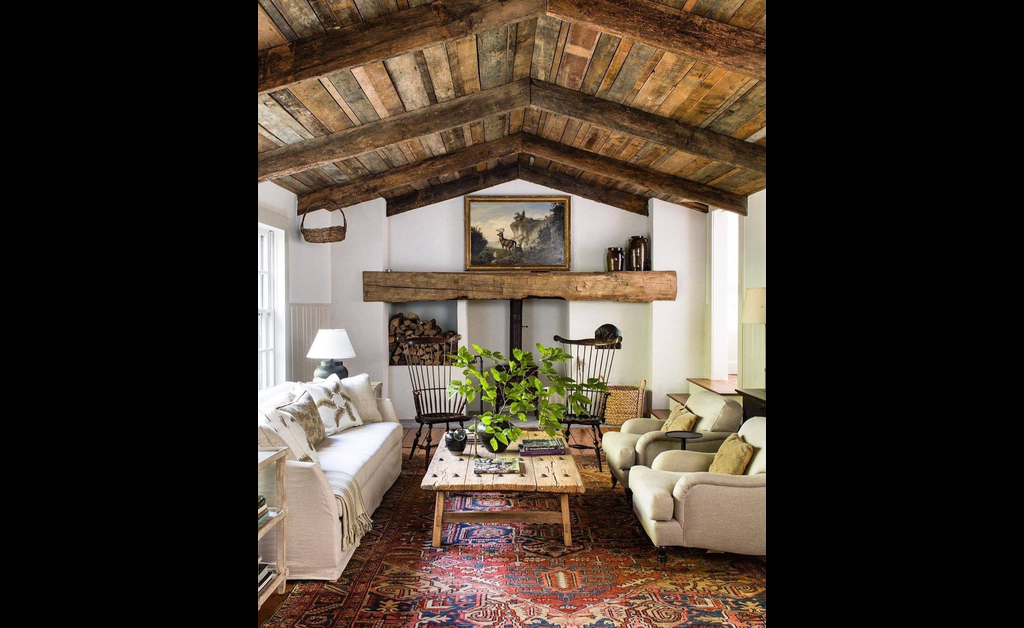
<box><xmin>258</xmin><ymin>226</ymin><xmax>276</xmax><ymax>390</ymax></box>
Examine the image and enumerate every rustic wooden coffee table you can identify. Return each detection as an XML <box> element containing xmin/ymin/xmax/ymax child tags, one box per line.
<box><xmin>420</xmin><ymin>430</ymin><xmax>585</xmax><ymax>548</ymax></box>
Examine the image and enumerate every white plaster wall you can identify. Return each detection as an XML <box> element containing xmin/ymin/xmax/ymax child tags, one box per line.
<box><xmin>649</xmin><ymin>199</ymin><xmax>708</xmax><ymax>405</ymax></box>
<box><xmin>320</xmin><ymin>178</ymin><xmax>710</xmax><ymax>421</ymax></box>
<box><xmin>740</xmin><ymin>190</ymin><xmax>766</xmax><ymax>388</ymax></box>
<box><xmin>330</xmin><ymin>199</ymin><xmax>388</xmax><ymax>387</ymax></box>
<box><xmin>257</xmin><ymin>181</ymin><xmax>332</xmax><ymax>305</ymax></box>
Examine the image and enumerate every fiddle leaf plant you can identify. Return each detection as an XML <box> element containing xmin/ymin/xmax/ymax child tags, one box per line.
<box><xmin>447</xmin><ymin>343</ymin><xmax>609</xmax><ymax>452</ymax></box>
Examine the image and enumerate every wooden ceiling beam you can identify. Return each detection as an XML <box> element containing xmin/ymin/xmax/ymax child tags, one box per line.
<box><xmin>258</xmin><ymin>79</ymin><xmax>530</xmax><ymax>182</ymax></box>
<box><xmin>531</xmin><ymin>80</ymin><xmax>766</xmax><ymax>175</ymax></box>
<box><xmin>519</xmin><ymin>160</ymin><xmax>649</xmax><ymax>216</ymax></box>
<box><xmin>259</xmin><ymin>0</ymin><xmax>546</xmax><ymax>95</ymax></box>
<box><xmin>298</xmin><ymin>134</ymin><xmax>524</xmax><ymax>213</ymax></box>
<box><xmin>386</xmin><ymin>163</ymin><xmax>520</xmax><ymax>217</ymax></box>
<box><xmin>522</xmin><ymin>134</ymin><xmax>747</xmax><ymax>215</ymax></box>
<box><xmin>547</xmin><ymin>0</ymin><xmax>766</xmax><ymax>81</ymax></box>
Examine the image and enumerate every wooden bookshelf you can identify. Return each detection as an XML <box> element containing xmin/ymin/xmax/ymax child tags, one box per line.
<box><xmin>258</xmin><ymin>448</ymin><xmax>288</xmax><ymax>611</ymax></box>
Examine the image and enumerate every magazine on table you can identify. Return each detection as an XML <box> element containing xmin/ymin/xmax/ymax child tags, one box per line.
<box><xmin>473</xmin><ymin>457</ymin><xmax>522</xmax><ymax>475</ymax></box>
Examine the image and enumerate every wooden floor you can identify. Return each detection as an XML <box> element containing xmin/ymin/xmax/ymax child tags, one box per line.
<box><xmin>259</xmin><ymin>427</ymin><xmax>609</xmax><ymax>625</ymax></box>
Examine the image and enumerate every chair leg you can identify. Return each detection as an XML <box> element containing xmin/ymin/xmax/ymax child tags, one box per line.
<box><xmin>610</xmin><ymin>474</ymin><xmax>618</xmax><ymax>489</ymax></box>
<box><xmin>409</xmin><ymin>422</ymin><xmax>424</xmax><ymax>461</ymax></box>
<box><xmin>591</xmin><ymin>425</ymin><xmax>604</xmax><ymax>473</ymax></box>
<box><xmin>657</xmin><ymin>548</ymin><xmax>667</xmax><ymax>565</ymax></box>
<box><xmin>424</xmin><ymin>427</ymin><xmax>435</xmax><ymax>470</ymax></box>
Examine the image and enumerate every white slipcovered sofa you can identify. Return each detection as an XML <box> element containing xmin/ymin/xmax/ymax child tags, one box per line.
<box><xmin>258</xmin><ymin>378</ymin><xmax>403</xmax><ymax>580</ymax></box>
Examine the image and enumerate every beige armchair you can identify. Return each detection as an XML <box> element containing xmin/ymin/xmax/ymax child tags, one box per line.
<box><xmin>602</xmin><ymin>389</ymin><xmax>743</xmax><ymax>490</ymax></box>
<box><xmin>629</xmin><ymin>418</ymin><xmax>766</xmax><ymax>555</ymax></box>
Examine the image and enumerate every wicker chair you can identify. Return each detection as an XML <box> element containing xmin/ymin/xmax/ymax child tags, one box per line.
<box><xmin>554</xmin><ymin>334</ymin><xmax>621</xmax><ymax>472</ymax></box>
<box><xmin>402</xmin><ymin>335</ymin><xmax>468</xmax><ymax>469</ymax></box>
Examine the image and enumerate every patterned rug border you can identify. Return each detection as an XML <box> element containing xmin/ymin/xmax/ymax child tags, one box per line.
<box><xmin>263</xmin><ymin>454</ymin><xmax>766</xmax><ymax>628</ymax></box>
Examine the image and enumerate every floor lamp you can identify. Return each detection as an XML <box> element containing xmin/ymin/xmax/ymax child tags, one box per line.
<box><xmin>741</xmin><ymin>288</ymin><xmax>766</xmax><ymax>387</ymax></box>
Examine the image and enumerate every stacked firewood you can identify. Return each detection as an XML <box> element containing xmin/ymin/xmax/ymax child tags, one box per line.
<box><xmin>388</xmin><ymin>313</ymin><xmax>458</xmax><ymax>365</ymax></box>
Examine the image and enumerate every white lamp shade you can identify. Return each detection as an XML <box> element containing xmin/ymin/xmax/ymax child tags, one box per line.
<box><xmin>307</xmin><ymin>329</ymin><xmax>356</xmax><ymax>360</ymax></box>
<box><xmin>741</xmin><ymin>288</ymin><xmax>766</xmax><ymax>324</ymax></box>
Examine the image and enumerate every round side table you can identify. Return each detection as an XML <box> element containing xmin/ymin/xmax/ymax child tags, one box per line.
<box><xmin>664</xmin><ymin>431</ymin><xmax>704</xmax><ymax>450</ymax></box>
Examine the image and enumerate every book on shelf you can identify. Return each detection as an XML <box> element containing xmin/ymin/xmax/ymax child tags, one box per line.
<box><xmin>259</xmin><ymin>513</ymin><xmax>270</xmax><ymax>527</ymax></box>
<box><xmin>258</xmin><ymin>562</ymin><xmax>271</xmax><ymax>584</ymax></box>
<box><xmin>258</xmin><ymin>504</ymin><xmax>269</xmax><ymax>519</ymax></box>
<box><xmin>258</xmin><ymin>495</ymin><xmax>266</xmax><ymax>509</ymax></box>
<box><xmin>258</xmin><ymin>569</ymin><xmax>276</xmax><ymax>593</ymax></box>
<box><xmin>474</xmin><ymin>457</ymin><xmax>522</xmax><ymax>475</ymax></box>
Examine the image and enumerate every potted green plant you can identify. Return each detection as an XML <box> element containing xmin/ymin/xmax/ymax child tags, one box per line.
<box><xmin>448</xmin><ymin>343</ymin><xmax>609</xmax><ymax>453</ymax></box>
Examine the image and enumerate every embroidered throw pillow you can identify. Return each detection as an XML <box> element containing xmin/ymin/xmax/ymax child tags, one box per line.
<box><xmin>277</xmin><ymin>392</ymin><xmax>326</xmax><ymax>446</ymax></box>
<box><xmin>263</xmin><ymin>406</ymin><xmax>319</xmax><ymax>463</ymax></box>
<box><xmin>301</xmin><ymin>376</ymin><xmax>363</xmax><ymax>435</ymax></box>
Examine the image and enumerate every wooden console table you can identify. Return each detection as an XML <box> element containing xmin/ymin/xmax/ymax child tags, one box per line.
<box><xmin>736</xmin><ymin>389</ymin><xmax>766</xmax><ymax>422</ymax></box>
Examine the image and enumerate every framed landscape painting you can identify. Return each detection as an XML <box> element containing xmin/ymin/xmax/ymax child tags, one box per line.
<box><xmin>465</xmin><ymin>196</ymin><xmax>571</xmax><ymax>271</ymax></box>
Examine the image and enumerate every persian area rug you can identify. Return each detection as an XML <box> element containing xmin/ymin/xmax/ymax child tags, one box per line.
<box><xmin>262</xmin><ymin>456</ymin><xmax>766</xmax><ymax>627</ymax></box>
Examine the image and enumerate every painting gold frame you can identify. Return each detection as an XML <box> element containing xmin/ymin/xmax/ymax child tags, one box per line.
<box><xmin>464</xmin><ymin>195</ymin><xmax>571</xmax><ymax>271</ymax></box>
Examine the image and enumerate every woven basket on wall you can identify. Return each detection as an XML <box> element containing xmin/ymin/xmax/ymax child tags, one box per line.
<box><xmin>300</xmin><ymin>201</ymin><xmax>347</xmax><ymax>244</ymax></box>
<box><xmin>604</xmin><ymin>378</ymin><xmax>647</xmax><ymax>426</ymax></box>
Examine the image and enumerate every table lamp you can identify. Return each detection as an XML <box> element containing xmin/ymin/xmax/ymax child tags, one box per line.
<box><xmin>741</xmin><ymin>288</ymin><xmax>766</xmax><ymax>386</ymax></box>
<box><xmin>307</xmin><ymin>329</ymin><xmax>356</xmax><ymax>380</ymax></box>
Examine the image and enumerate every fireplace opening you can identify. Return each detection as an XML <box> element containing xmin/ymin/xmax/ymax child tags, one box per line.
<box><xmin>388</xmin><ymin>312</ymin><xmax>458</xmax><ymax>365</ymax></box>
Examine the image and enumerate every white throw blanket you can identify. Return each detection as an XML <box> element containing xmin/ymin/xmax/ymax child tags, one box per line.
<box><xmin>324</xmin><ymin>469</ymin><xmax>373</xmax><ymax>550</ymax></box>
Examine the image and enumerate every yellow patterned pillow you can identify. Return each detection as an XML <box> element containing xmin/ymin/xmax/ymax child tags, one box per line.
<box><xmin>661</xmin><ymin>407</ymin><xmax>698</xmax><ymax>432</ymax></box>
<box><xmin>709</xmin><ymin>433</ymin><xmax>755</xmax><ymax>475</ymax></box>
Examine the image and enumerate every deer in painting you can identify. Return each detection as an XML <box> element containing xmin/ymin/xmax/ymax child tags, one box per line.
<box><xmin>496</xmin><ymin>229</ymin><xmax>521</xmax><ymax>253</ymax></box>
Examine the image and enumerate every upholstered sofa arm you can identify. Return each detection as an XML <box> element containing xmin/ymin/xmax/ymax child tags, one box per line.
<box><xmin>622</xmin><ymin>418</ymin><xmax>666</xmax><ymax>435</ymax></box>
<box><xmin>673</xmin><ymin>472</ymin><xmax>767</xmax><ymax>500</ymax></box>
<box><xmin>652</xmin><ymin>451</ymin><xmax>716</xmax><ymax>473</ymax></box>
<box><xmin>376</xmin><ymin>398</ymin><xmax>399</xmax><ymax>424</ymax></box>
<box><xmin>258</xmin><ymin>461</ymin><xmax>343</xmax><ymax>574</ymax></box>
<box><xmin>694</xmin><ymin>431</ymin><xmax>735</xmax><ymax>450</ymax></box>
<box><xmin>636</xmin><ymin>432</ymin><xmax>685</xmax><ymax>467</ymax></box>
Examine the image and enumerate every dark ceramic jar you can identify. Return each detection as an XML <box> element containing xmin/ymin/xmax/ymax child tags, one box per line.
<box><xmin>445</xmin><ymin>429</ymin><xmax>467</xmax><ymax>453</ymax></box>
<box><xmin>628</xmin><ymin>236</ymin><xmax>649</xmax><ymax>271</ymax></box>
<box><xmin>606</xmin><ymin>247</ymin><xmax>625</xmax><ymax>271</ymax></box>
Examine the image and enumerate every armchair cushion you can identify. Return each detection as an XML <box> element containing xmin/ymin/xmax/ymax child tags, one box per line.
<box><xmin>630</xmin><ymin>466</ymin><xmax>684</xmax><ymax>522</ymax></box>
<box><xmin>686</xmin><ymin>389</ymin><xmax>743</xmax><ymax>433</ymax></box>
<box><xmin>709</xmin><ymin>434</ymin><xmax>755</xmax><ymax>475</ymax></box>
<box><xmin>652</xmin><ymin>450</ymin><xmax>716</xmax><ymax>473</ymax></box>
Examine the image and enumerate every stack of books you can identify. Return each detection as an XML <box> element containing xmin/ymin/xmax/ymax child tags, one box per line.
<box><xmin>258</xmin><ymin>495</ymin><xmax>269</xmax><ymax>527</ymax></box>
<box><xmin>258</xmin><ymin>556</ymin><xmax>274</xmax><ymax>593</ymax></box>
<box><xmin>518</xmin><ymin>438</ymin><xmax>567</xmax><ymax>456</ymax></box>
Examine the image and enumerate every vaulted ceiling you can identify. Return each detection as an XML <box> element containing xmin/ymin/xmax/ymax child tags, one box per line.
<box><xmin>257</xmin><ymin>0</ymin><xmax>766</xmax><ymax>217</ymax></box>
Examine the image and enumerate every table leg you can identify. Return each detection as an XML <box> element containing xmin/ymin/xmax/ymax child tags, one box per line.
<box><xmin>432</xmin><ymin>491</ymin><xmax>446</xmax><ymax>548</ymax></box>
<box><xmin>561</xmin><ymin>494</ymin><xmax>572</xmax><ymax>546</ymax></box>
<box><xmin>681</xmin><ymin>439</ymin><xmax>687</xmax><ymax>451</ymax></box>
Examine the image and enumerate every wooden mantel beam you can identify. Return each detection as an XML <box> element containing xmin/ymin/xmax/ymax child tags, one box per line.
<box><xmin>531</xmin><ymin>81</ymin><xmax>766</xmax><ymax>175</ymax></box>
<box><xmin>258</xmin><ymin>79</ymin><xmax>530</xmax><ymax>182</ymax></box>
<box><xmin>522</xmin><ymin>134</ymin><xmax>747</xmax><ymax>215</ymax></box>
<box><xmin>299</xmin><ymin>134</ymin><xmax>524</xmax><ymax>213</ymax></box>
<box><xmin>364</xmin><ymin>271</ymin><xmax>678</xmax><ymax>303</ymax></box>
<box><xmin>519</xmin><ymin>160</ymin><xmax>649</xmax><ymax>216</ymax></box>
<box><xmin>258</xmin><ymin>0</ymin><xmax>546</xmax><ymax>95</ymax></box>
<box><xmin>386</xmin><ymin>162</ymin><xmax>520</xmax><ymax>217</ymax></box>
<box><xmin>547</xmin><ymin>0</ymin><xmax>766</xmax><ymax>81</ymax></box>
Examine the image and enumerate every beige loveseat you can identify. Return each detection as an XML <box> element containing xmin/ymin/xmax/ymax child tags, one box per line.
<box><xmin>630</xmin><ymin>418</ymin><xmax>766</xmax><ymax>555</ymax></box>
<box><xmin>603</xmin><ymin>389</ymin><xmax>743</xmax><ymax>490</ymax></box>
